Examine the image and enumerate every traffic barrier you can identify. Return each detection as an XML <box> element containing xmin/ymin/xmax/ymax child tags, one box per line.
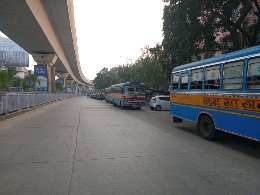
<box><xmin>0</xmin><ymin>92</ymin><xmax>76</xmax><ymax>115</ymax></box>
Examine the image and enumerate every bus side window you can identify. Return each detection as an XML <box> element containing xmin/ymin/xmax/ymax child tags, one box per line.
<box><xmin>247</xmin><ymin>76</ymin><xmax>260</xmax><ymax>89</ymax></box>
<box><xmin>205</xmin><ymin>79</ymin><xmax>220</xmax><ymax>89</ymax></box>
<box><xmin>205</xmin><ymin>65</ymin><xmax>220</xmax><ymax>90</ymax></box>
<box><xmin>172</xmin><ymin>83</ymin><xmax>178</xmax><ymax>89</ymax></box>
<box><xmin>222</xmin><ymin>61</ymin><xmax>243</xmax><ymax>90</ymax></box>
<box><xmin>180</xmin><ymin>73</ymin><xmax>189</xmax><ymax>90</ymax></box>
<box><xmin>190</xmin><ymin>68</ymin><xmax>203</xmax><ymax>90</ymax></box>
<box><xmin>172</xmin><ymin>73</ymin><xmax>179</xmax><ymax>90</ymax></box>
<box><xmin>247</xmin><ymin>57</ymin><xmax>260</xmax><ymax>89</ymax></box>
<box><xmin>191</xmin><ymin>81</ymin><xmax>203</xmax><ymax>89</ymax></box>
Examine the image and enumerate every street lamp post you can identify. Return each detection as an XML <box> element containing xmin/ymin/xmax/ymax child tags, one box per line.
<box><xmin>120</xmin><ymin>56</ymin><xmax>132</xmax><ymax>81</ymax></box>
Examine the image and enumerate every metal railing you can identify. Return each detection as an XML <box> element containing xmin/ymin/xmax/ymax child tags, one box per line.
<box><xmin>0</xmin><ymin>93</ymin><xmax>77</xmax><ymax>115</ymax></box>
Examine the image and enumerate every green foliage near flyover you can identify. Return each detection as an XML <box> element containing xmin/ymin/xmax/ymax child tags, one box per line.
<box><xmin>0</xmin><ymin>67</ymin><xmax>17</xmax><ymax>92</ymax></box>
<box><xmin>160</xmin><ymin>0</ymin><xmax>260</xmax><ymax>72</ymax></box>
<box><xmin>20</xmin><ymin>75</ymin><xmax>41</xmax><ymax>92</ymax></box>
<box><xmin>93</xmin><ymin>46</ymin><xmax>169</xmax><ymax>90</ymax></box>
<box><xmin>55</xmin><ymin>81</ymin><xmax>64</xmax><ymax>92</ymax></box>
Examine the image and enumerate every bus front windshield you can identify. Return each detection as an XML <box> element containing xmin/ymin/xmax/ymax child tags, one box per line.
<box><xmin>125</xmin><ymin>86</ymin><xmax>135</xmax><ymax>95</ymax></box>
<box><xmin>124</xmin><ymin>86</ymin><xmax>145</xmax><ymax>95</ymax></box>
<box><xmin>135</xmin><ymin>87</ymin><xmax>145</xmax><ymax>95</ymax></box>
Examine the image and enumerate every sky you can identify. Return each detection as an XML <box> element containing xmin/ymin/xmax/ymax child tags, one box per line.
<box><xmin>0</xmin><ymin>0</ymin><xmax>165</xmax><ymax>81</ymax></box>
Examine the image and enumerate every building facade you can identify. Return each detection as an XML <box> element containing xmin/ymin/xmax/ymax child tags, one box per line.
<box><xmin>0</xmin><ymin>37</ymin><xmax>29</xmax><ymax>67</ymax></box>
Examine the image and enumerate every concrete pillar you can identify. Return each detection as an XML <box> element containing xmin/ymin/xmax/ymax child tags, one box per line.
<box><xmin>31</xmin><ymin>53</ymin><xmax>58</xmax><ymax>94</ymax></box>
<box><xmin>47</xmin><ymin>65</ymin><xmax>55</xmax><ymax>93</ymax></box>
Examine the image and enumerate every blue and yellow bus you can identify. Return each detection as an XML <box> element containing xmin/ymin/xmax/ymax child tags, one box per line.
<box><xmin>110</xmin><ymin>81</ymin><xmax>146</xmax><ymax>109</ymax></box>
<box><xmin>104</xmin><ymin>87</ymin><xmax>111</xmax><ymax>103</ymax></box>
<box><xmin>170</xmin><ymin>45</ymin><xmax>260</xmax><ymax>142</ymax></box>
<box><xmin>90</xmin><ymin>90</ymin><xmax>98</xmax><ymax>99</ymax></box>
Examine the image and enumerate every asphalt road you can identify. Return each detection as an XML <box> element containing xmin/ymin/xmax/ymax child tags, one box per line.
<box><xmin>0</xmin><ymin>96</ymin><xmax>259</xmax><ymax>195</ymax></box>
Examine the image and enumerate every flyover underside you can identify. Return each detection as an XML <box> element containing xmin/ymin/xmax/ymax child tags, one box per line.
<box><xmin>0</xmin><ymin>0</ymin><xmax>91</xmax><ymax>86</ymax></box>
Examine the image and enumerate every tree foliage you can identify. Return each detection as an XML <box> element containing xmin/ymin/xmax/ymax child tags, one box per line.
<box><xmin>93</xmin><ymin>46</ymin><xmax>169</xmax><ymax>90</ymax></box>
<box><xmin>12</xmin><ymin>76</ymin><xmax>22</xmax><ymax>87</ymax></box>
<box><xmin>21</xmin><ymin>74</ymin><xmax>41</xmax><ymax>92</ymax></box>
<box><xmin>160</xmin><ymin>0</ymin><xmax>260</xmax><ymax>72</ymax></box>
<box><xmin>93</xmin><ymin>67</ymin><xmax>111</xmax><ymax>90</ymax></box>
<box><xmin>55</xmin><ymin>81</ymin><xmax>64</xmax><ymax>92</ymax></box>
<box><xmin>0</xmin><ymin>67</ymin><xmax>17</xmax><ymax>91</ymax></box>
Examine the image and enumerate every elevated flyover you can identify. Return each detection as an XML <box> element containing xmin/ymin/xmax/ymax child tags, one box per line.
<box><xmin>0</xmin><ymin>0</ymin><xmax>92</xmax><ymax>92</ymax></box>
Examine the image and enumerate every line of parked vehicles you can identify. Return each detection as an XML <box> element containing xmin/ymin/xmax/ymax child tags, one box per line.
<box><xmin>87</xmin><ymin>46</ymin><xmax>260</xmax><ymax>142</ymax></box>
<box><xmin>88</xmin><ymin>82</ymin><xmax>170</xmax><ymax>111</ymax></box>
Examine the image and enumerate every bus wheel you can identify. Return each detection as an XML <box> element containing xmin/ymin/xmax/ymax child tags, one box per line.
<box><xmin>198</xmin><ymin>115</ymin><xmax>217</xmax><ymax>141</ymax></box>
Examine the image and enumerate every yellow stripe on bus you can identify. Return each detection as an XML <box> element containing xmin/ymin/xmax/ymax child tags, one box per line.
<box><xmin>243</xmin><ymin>114</ymin><xmax>260</xmax><ymax>118</ymax></box>
<box><xmin>171</xmin><ymin>93</ymin><xmax>260</xmax><ymax>112</ymax></box>
<box><xmin>219</xmin><ymin>110</ymin><xmax>242</xmax><ymax>115</ymax></box>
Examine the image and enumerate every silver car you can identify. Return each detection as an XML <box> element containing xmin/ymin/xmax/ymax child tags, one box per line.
<box><xmin>149</xmin><ymin>95</ymin><xmax>170</xmax><ymax>111</ymax></box>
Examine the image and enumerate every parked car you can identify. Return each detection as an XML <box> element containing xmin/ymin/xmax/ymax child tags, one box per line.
<box><xmin>149</xmin><ymin>95</ymin><xmax>170</xmax><ymax>111</ymax></box>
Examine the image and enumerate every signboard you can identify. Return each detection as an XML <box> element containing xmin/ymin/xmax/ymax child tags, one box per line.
<box><xmin>67</xmin><ymin>84</ymin><xmax>71</xmax><ymax>93</ymax></box>
<box><xmin>0</xmin><ymin>37</ymin><xmax>29</xmax><ymax>67</ymax></box>
<box><xmin>34</xmin><ymin>64</ymin><xmax>48</xmax><ymax>93</ymax></box>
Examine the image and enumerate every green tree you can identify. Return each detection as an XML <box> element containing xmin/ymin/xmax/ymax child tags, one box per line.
<box><xmin>93</xmin><ymin>45</ymin><xmax>170</xmax><ymax>91</ymax></box>
<box><xmin>55</xmin><ymin>81</ymin><xmax>64</xmax><ymax>92</ymax></box>
<box><xmin>12</xmin><ymin>76</ymin><xmax>22</xmax><ymax>87</ymax></box>
<box><xmin>20</xmin><ymin>77</ymin><xmax>29</xmax><ymax>92</ymax></box>
<box><xmin>117</xmin><ymin>65</ymin><xmax>133</xmax><ymax>82</ymax></box>
<box><xmin>0</xmin><ymin>67</ymin><xmax>17</xmax><ymax>92</ymax></box>
<box><xmin>109</xmin><ymin>67</ymin><xmax>121</xmax><ymax>84</ymax></box>
<box><xmin>21</xmin><ymin>75</ymin><xmax>41</xmax><ymax>92</ymax></box>
<box><xmin>30</xmin><ymin>75</ymin><xmax>41</xmax><ymax>92</ymax></box>
<box><xmin>161</xmin><ymin>0</ymin><xmax>260</xmax><ymax>72</ymax></box>
<box><xmin>93</xmin><ymin>67</ymin><xmax>110</xmax><ymax>89</ymax></box>
<box><xmin>135</xmin><ymin>45</ymin><xmax>169</xmax><ymax>89</ymax></box>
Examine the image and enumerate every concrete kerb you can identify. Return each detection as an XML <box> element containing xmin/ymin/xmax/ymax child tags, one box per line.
<box><xmin>0</xmin><ymin>98</ymin><xmax>68</xmax><ymax>122</ymax></box>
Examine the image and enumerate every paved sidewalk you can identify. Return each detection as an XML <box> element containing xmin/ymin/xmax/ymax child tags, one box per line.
<box><xmin>1</xmin><ymin>96</ymin><xmax>157</xmax><ymax>195</ymax></box>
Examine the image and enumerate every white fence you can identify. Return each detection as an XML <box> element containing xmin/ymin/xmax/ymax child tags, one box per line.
<box><xmin>0</xmin><ymin>93</ymin><xmax>77</xmax><ymax>115</ymax></box>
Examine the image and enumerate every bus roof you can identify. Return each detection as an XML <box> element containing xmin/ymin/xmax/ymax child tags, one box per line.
<box><xmin>172</xmin><ymin>45</ymin><xmax>260</xmax><ymax>72</ymax></box>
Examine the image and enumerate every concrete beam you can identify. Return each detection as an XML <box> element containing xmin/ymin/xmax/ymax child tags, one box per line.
<box><xmin>56</xmin><ymin>72</ymin><xmax>69</xmax><ymax>80</ymax></box>
<box><xmin>31</xmin><ymin>53</ymin><xmax>58</xmax><ymax>66</ymax></box>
